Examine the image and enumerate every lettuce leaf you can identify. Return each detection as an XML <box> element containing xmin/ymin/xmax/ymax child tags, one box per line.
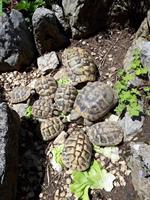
<box><xmin>70</xmin><ymin>160</ymin><xmax>116</xmax><ymax>200</ymax></box>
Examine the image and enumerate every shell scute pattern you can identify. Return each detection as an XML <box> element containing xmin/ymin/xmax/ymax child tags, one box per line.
<box><xmin>86</xmin><ymin>121</ymin><xmax>124</xmax><ymax>146</ymax></box>
<box><xmin>71</xmin><ymin>81</ymin><xmax>117</xmax><ymax>123</ymax></box>
<box><xmin>40</xmin><ymin>117</ymin><xmax>64</xmax><ymax>141</ymax></box>
<box><xmin>54</xmin><ymin>85</ymin><xmax>77</xmax><ymax>114</ymax></box>
<box><xmin>62</xmin><ymin>130</ymin><xmax>92</xmax><ymax>171</ymax></box>
<box><xmin>32</xmin><ymin>98</ymin><xmax>53</xmax><ymax>119</ymax></box>
<box><xmin>10</xmin><ymin>86</ymin><xmax>31</xmax><ymax>103</ymax></box>
<box><xmin>62</xmin><ymin>47</ymin><xmax>98</xmax><ymax>85</ymax></box>
<box><xmin>35</xmin><ymin>75</ymin><xmax>57</xmax><ymax>98</ymax></box>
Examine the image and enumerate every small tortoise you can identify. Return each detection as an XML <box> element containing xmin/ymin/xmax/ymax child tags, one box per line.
<box><xmin>70</xmin><ymin>81</ymin><xmax>118</xmax><ymax>125</ymax></box>
<box><xmin>86</xmin><ymin>121</ymin><xmax>124</xmax><ymax>146</ymax></box>
<box><xmin>62</xmin><ymin>129</ymin><xmax>92</xmax><ymax>171</ymax></box>
<box><xmin>10</xmin><ymin>86</ymin><xmax>34</xmax><ymax>104</ymax></box>
<box><xmin>62</xmin><ymin>47</ymin><xmax>98</xmax><ymax>85</ymax></box>
<box><xmin>40</xmin><ymin>117</ymin><xmax>64</xmax><ymax>141</ymax></box>
<box><xmin>35</xmin><ymin>75</ymin><xmax>57</xmax><ymax>98</ymax></box>
<box><xmin>54</xmin><ymin>85</ymin><xmax>77</xmax><ymax>115</ymax></box>
<box><xmin>32</xmin><ymin>98</ymin><xmax>53</xmax><ymax>119</ymax></box>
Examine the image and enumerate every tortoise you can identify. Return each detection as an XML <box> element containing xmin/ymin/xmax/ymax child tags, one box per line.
<box><xmin>62</xmin><ymin>129</ymin><xmax>92</xmax><ymax>171</ymax></box>
<box><xmin>70</xmin><ymin>81</ymin><xmax>118</xmax><ymax>125</ymax></box>
<box><xmin>10</xmin><ymin>86</ymin><xmax>34</xmax><ymax>104</ymax></box>
<box><xmin>32</xmin><ymin>98</ymin><xmax>53</xmax><ymax>119</ymax></box>
<box><xmin>62</xmin><ymin>47</ymin><xmax>98</xmax><ymax>86</ymax></box>
<box><xmin>86</xmin><ymin>121</ymin><xmax>124</xmax><ymax>146</ymax></box>
<box><xmin>35</xmin><ymin>75</ymin><xmax>57</xmax><ymax>98</ymax></box>
<box><xmin>40</xmin><ymin>117</ymin><xmax>64</xmax><ymax>141</ymax></box>
<box><xmin>54</xmin><ymin>85</ymin><xmax>77</xmax><ymax>115</ymax></box>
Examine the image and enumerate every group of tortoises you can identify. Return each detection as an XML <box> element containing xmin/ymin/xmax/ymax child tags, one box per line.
<box><xmin>9</xmin><ymin>47</ymin><xmax>124</xmax><ymax>172</ymax></box>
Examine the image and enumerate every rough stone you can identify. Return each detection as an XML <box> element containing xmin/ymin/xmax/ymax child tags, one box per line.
<box><xmin>32</xmin><ymin>8</ymin><xmax>70</xmax><ymax>55</ymax></box>
<box><xmin>0</xmin><ymin>9</ymin><xmax>36</xmax><ymax>72</ymax></box>
<box><xmin>123</xmin><ymin>37</ymin><xmax>147</xmax><ymax>71</ymax></box>
<box><xmin>119</xmin><ymin>112</ymin><xmax>144</xmax><ymax>141</ymax></box>
<box><xmin>128</xmin><ymin>142</ymin><xmax>150</xmax><ymax>200</ymax></box>
<box><xmin>37</xmin><ymin>51</ymin><xmax>60</xmax><ymax>74</ymax></box>
<box><xmin>141</xmin><ymin>41</ymin><xmax>150</xmax><ymax>80</ymax></box>
<box><xmin>0</xmin><ymin>102</ymin><xmax>20</xmax><ymax>200</ymax></box>
<box><xmin>62</xmin><ymin>0</ymin><xmax>112</xmax><ymax>39</ymax></box>
<box><xmin>12</xmin><ymin>103</ymin><xmax>28</xmax><ymax>118</ymax></box>
<box><xmin>52</xmin><ymin>4</ymin><xmax>70</xmax><ymax>34</ymax></box>
<box><xmin>123</xmin><ymin>17</ymin><xmax>149</xmax><ymax>71</ymax></box>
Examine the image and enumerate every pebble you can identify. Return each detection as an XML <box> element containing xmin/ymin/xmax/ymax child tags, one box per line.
<box><xmin>66</xmin><ymin>177</ymin><xmax>72</xmax><ymax>185</ymax></box>
<box><xmin>82</xmin><ymin>41</ymin><xmax>86</xmax><ymax>45</ymax></box>
<box><xmin>39</xmin><ymin>193</ymin><xmax>43</xmax><ymax>198</ymax></box>
<box><xmin>114</xmin><ymin>181</ymin><xmax>120</xmax><ymax>187</ymax></box>
<box><xmin>91</xmin><ymin>52</ymin><xmax>96</xmax><ymax>56</ymax></box>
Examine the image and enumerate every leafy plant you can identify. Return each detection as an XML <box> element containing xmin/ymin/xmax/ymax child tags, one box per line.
<box><xmin>15</xmin><ymin>0</ymin><xmax>45</xmax><ymax>14</ymax></box>
<box><xmin>50</xmin><ymin>145</ymin><xmax>64</xmax><ymax>172</ymax></box>
<box><xmin>70</xmin><ymin>160</ymin><xmax>116</xmax><ymax>200</ymax></box>
<box><xmin>114</xmin><ymin>49</ymin><xmax>148</xmax><ymax>117</ymax></box>
<box><xmin>57</xmin><ymin>76</ymin><xmax>71</xmax><ymax>87</ymax></box>
<box><xmin>25</xmin><ymin>105</ymin><xmax>32</xmax><ymax>119</ymax></box>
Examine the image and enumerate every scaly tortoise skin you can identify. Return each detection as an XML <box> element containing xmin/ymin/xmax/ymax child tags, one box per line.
<box><xmin>32</xmin><ymin>98</ymin><xmax>53</xmax><ymax>119</ymax></box>
<box><xmin>54</xmin><ymin>85</ymin><xmax>77</xmax><ymax>115</ymax></box>
<box><xmin>62</xmin><ymin>47</ymin><xmax>98</xmax><ymax>85</ymax></box>
<box><xmin>35</xmin><ymin>75</ymin><xmax>57</xmax><ymax>98</ymax></box>
<box><xmin>62</xmin><ymin>129</ymin><xmax>92</xmax><ymax>171</ymax></box>
<box><xmin>40</xmin><ymin>117</ymin><xmax>64</xmax><ymax>141</ymax></box>
<box><xmin>10</xmin><ymin>86</ymin><xmax>32</xmax><ymax>104</ymax></box>
<box><xmin>70</xmin><ymin>81</ymin><xmax>118</xmax><ymax>125</ymax></box>
<box><xmin>86</xmin><ymin>121</ymin><xmax>124</xmax><ymax>146</ymax></box>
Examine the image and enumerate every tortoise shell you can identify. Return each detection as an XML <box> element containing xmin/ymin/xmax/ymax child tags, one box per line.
<box><xmin>70</xmin><ymin>81</ymin><xmax>117</xmax><ymax>124</ymax></box>
<box><xmin>86</xmin><ymin>121</ymin><xmax>124</xmax><ymax>146</ymax></box>
<box><xmin>35</xmin><ymin>75</ymin><xmax>57</xmax><ymax>98</ymax></box>
<box><xmin>62</xmin><ymin>47</ymin><xmax>98</xmax><ymax>85</ymax></box>
<box><xmin>40</xmin><ymin>117</ymin><xmax>64</xmax><ymax>141</ymax></box>
<box><xmin>32</xmin><ymin>98</ymin><xmax>53</xmax><ymax>119</ymax></box>
<box><xmin>62</xmin><ymin>129</ymin><xmax>92</xmax><ymax>171</ymax></box>
<box><xmin>54</xmin><ymin>85</ymin><xmax>77</xmax><ymax>115</ymax></box>
<box><xmin>10</xmin><ymin>86</ymin><xmax>31</xmax><ymax>104</ymax></box>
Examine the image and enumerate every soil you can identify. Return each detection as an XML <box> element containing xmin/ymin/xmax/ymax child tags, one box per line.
<box><xmin>9</xmin><ymin>27</ymin><xmax>142</xmax><ymax>200</ymax></box>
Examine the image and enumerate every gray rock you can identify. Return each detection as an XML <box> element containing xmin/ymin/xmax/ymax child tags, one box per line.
<box><xmin>128</xmin><ymin>142</ymin><xmax>150</xmax><ymax>200</ymax></box>
<box><xmin>119</xmin><ymin>112</ymin><xmax>144</xmax><ymax>141</ymax></box>
<box><xmin>123</xmin><ymin>37</ymin><xmax>147</xmax><ymax>71</ymax></box>
<box><xmin>0</xmin><ymin>102</ymin><xmax>20</xmax><ymax>200</ymax></box>
<box><xmin>32</xmin><ymin>8</ymin><xmax>69</xmax><ymax>55</ymax></box>
<box><xmin>123</xmin><ymin>17</ymin><xmax>149</xmax><ymax>71</ymax></box>
<box><xmin>0</xmin><ymin>9</ymin><xmax>36</xmax><ymax>72</ymax></box>
<box><xmin>37</xmin><ymin>51</ymin><xmax>59</xmax><ymax>74</ymax></box>
<box><xmin>62</xmin><ymin>0</ymin><xmax>111</xmax><ymax>39</ymax></box>
<box><xmin>12</xmin><ymin>103</ymin><xmax>28</xmax><ymax>118</ymax></box>
<box><xmin>52</xmin><ymin>4</ymin><xmax>70</xmax><ymax>34</ymax></box>
<box><xmin>141</xmin><ymin>42</ymin><xmax>150</xmax><ymax>80</ymax></box>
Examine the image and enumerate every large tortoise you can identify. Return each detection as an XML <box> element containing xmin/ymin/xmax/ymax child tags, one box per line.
<box><xmin>70</xmin><ymin>81</ymin><xmax>118</xmax><ymax>125</ymax></box>
<box><xmin>62</xmin><ymin>129</ymin><xmax>92</xmax><ymax>171</ymax></box>
<box><xmin>62</xmin><ymin>47</ymin><xmax>98</xmax><ymax>85</ymax></box>
<box><xmin>86</xmin><ymin>121</ymin><xmax>124</xmax><ymax>146</ymax></box>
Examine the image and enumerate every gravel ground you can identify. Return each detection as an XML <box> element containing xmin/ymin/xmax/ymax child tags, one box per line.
<box><xmin>0</xmin><ymin>27</ymin><xmax>138</xmax><ymax>200</ymax></box>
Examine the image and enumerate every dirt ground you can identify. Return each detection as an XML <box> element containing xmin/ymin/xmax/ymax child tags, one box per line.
<box><xmin>13</xmin><ymin>27</ymin><xmax>142</xmax><ymax>200</ymax></box>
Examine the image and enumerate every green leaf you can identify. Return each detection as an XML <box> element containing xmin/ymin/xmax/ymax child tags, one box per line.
<box><xmin>114</xmin><ymin>103</ymin><xmax>126</xmax><ymax>115</ymax></box>
<box><xmin>25</xmin><ymin>106</ymin><xmax>32</xmax><ymax>119</ymax></box>
<box><xmin>51</xmin><ymin>145</ymin><xmax>64</xmax><ymax>166</ymax></box>
<box><xmin>57</xmin><ymin>76</ymin><xmax>71</xmax><ymax>87</ymax></box>
<box><xmin>70</xmin><ymin>160</ymin><xmax>116</xmax><ymax>200</ymax></box>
